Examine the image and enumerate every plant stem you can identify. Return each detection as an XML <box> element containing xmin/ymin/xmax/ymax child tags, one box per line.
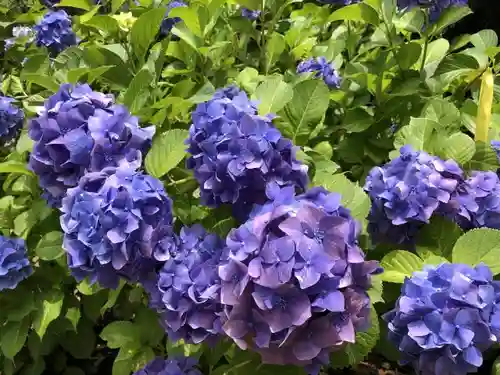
<box><xmin>419</xmin><ymin>12</ymin><xmax>430</xmax><ymax>76</ymax></box>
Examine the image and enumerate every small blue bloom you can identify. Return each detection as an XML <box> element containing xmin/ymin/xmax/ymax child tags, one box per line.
<box><xmin>60</xmin><ymin>166</ymin><xmax>174</xmax><ymax>288</ymax></box>
<box><xmin>133</xmin><ymin>356</ymin><xmax>202</xmax><ymax>375</ymax></box>
<box><xmin>0</xmin><ymin>236</ymin><xmax>32</xmax><ymax>291</ymax></box>
<box><xmin>160</xmin><ymin>1</ymin><xmax>187</xmax><ymax>37</ymax></box>
<box><xmin>186</xmin><ymin>85</ymin><xmax>309</xmax><ymax>217</ymax></box>
<box><xmin>384</xmin><ymin>263</ymin><xmax>500</xmax><ymax>375</ymax></box>
<box><xmin>241</xmin><ymin>8</ymin><xmax>261</xmax><ymax>20</ymax></box>
<box><xmin>34</xmin><ymin>10</ymin><xmax>78</xmax><ymax>55</ymax></box>
<box><xmin>397</xmin><ymin>0</ymin><xmax>469</xmax><ymax>23</ymax></box>
<box><xmin>0</xmin><ymin>96</ymin><xmax>24</xmax><ymax>146</ymax></box>
<box><xmin>297</xmin><ymin>57</ymin><xmax>342</xmax><ymax>89</ymax></box>
<box><xmin>5</xmin><ymin>26</ymin><xmax>33</xmax><ymax>50</ymax></box>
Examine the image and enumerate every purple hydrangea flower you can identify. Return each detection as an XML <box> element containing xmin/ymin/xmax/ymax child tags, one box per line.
<box><xmin>364</xmin><ymin>145</ymin><xmax>463</xmax><ymax>246</ymax></box>
<box><xmin>5</xmin><ymin>26</ymin><xmax>33</xmax><ymax>50</ymax></box>
<box><xmin>297</xmin><ymin>57</ymin><xmax>342</xmax><ymax>89</ymax></box>
<box><xmin>397</xmin><ymin>0</ymin><xmax>469</xmax><ymax>23</ymax></box>
<box><xmin>186</xmin><ymin>85</ymin><xmax>309</xmax><ymax>217</ymax></box>
<box><xmin>160</xmin><ymin>1</ymin><xmax>187</xmax><ymax>37</ymax></box>
<box><xmin>133</xmin><ymin>356</ymin><xmax>202</xmax><ymax>375</ymax></box>
<box><xmin>241</xmin><ymin>8</ymin><xmax>261</xmax><ymax>20</ymax></box>
<box><xmin>34</xmin><ymin>10</ymin><xmax>78</xmax><ymax>55</ymax></box>
<box><xmin>60</xmin><ymin>166</ymin><xmax>174</xmax><ymax>288</ymax></box>
<box><xmin>28</xmin><ymin>83</ymin><xmax>155</xmax><ymax>207</ymax></box>
<box><xmin>219</xmin><ymin>185</ymin><xmax>381</xmax><ymax>370</ymax></box>
<box><xmin>145</xmin><ymin>225</ymin><xmax>225</xmax><ymax>344</ymax></box>
<box><xmin>384</xmin><ymin>263</ymin><xmax>500</xmax><ymax>375</ymax></box>
<box><xmin>0</xmin><ymin>96</ymin><xmax>24</xmax><ymax>146</ymax></box>
<box><xmin>0</xmin><ymin>236</ymin><xmax>32</xmax><ymax>291</ymax></box>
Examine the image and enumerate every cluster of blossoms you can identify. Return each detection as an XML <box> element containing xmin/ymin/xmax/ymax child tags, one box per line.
<box><xmin>219</xmin><ymin>184</ymin><xmax>381</xmax><ymax>371</ymax></box>
<box><xmin>364</xmin><ymin>145</ymin><xmax>463</xmax><ymax>246</ymax></box>
<box><xmin>384</xmin><ymin>263</ymin><xmax>500</xmax><ymax>375</ymax></box>
<box><xmin>133</xmin><ymin>356</ymin><xmax>202</xmax><ymax>375</ymax></box>
<box><xmin>29</xmin><ymin>83</ymin><xmax>154</xmax><ymax>207</ymax></box>
<box><xmin>34</xmin><ymin>10</ymin><xmax>78</xmax><ymax>56</ymax></box>
<box><xmin>186</xmin><ymin>86</ymin><xmax>308</xmax><ymax>217</ymax></box>
<box><xmin>60</xmin><ymin>166</ymin><xmax>173</xmax><ymax>288</ymax></box>
<box><xmin>5</xmin><ymin>26</ymin><xmax>33</xmax><ymax>50</ymax></box>
<box><xmin>397</xmin><ymin>0</ymin><xmax>469</xmax><ymax>23</ymax></box>
<box><xmin>297</xmin><ymin>57</ymin><xmax>342</xmax><ymax>89</ymax></box>
<box><xmin>0</xmin><ymin>96</ymin><xmax>24</xmax><ymax>147</ymax></box>
<box><xmin>145</xmin><ymin>225</ymin><xmax>225</xmax><ymax>344</ymax></box>
<box><xmin>0</xmin><ymin>236</ymin><xmax>32</xmax><ymax>291</ymax></box>
<box><xmin>160</xmin><ymin>1</ymin><xmax>187</xmax><ymax>37</ymax></box>
<box><xmin>241</xmin><ymin>7</ymin><xmax>261</xmax><ymax>20</ymax></box>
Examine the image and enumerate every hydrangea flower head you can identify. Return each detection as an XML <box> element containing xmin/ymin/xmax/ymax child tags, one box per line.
<box><xmin>0</xmin><ymin>236</ymin><xmax>32</xmax><ymax>291</ymax></box>
<box><xmin>133</xmin><ymin>356</ymin><xmax>202</xmax><ymax>375</ymax></box>
<box><xmin>186</xmin><ymin>85</ymin><xmax>308</xmax><ymax>216</ymax></box>
<box><xmin>241</xmin><ymin>8</ymin><xmax>261</xmax><ymax>20</ymax></box>
<box><xmin>29</xmin><ymin>83</ymin><xmax>155</xmax><ymax>207</ymax></box>
<box><xmin>219</xmin><ymin>185</ymin><xmax>381</xmax><ymax>371</ymax></box>
<box><xmin>384</xmin><ymin>262</ymin><xmax>500</xmax><ymax>375</ymax></box>
<box><xmin>397</xmin><ymin>0</ymin><xmax>469</xmax><ymax>23</ymax></box>
<box><xmin>364</xmin><ymin>145</ymin><xmax>463</xmax><ymax>246</ymax></box>
<box><xmin>0</xmin><ymin>96</ymin><xmax>24</xmax><ymax>146</ymax></box>
<box><xmin>60</xmin><ymin>166</ymin><xmax>173</xmax><ymax>288</ymax></box>
<box><xmin>297</xmin><ymin>57</ymin><xmax>342</xmax><ymax>89</ymax></box>
<box><xmin>34</xmin><ymin>10</ymin><xmax>77</xmax><ymax>55</ymax></box>
<box><xmin>146</xmin><ymin>225</ymin><xmax>225</xmax><ymax>344</ymax></box>
<box><xmin>160</xmin><ymin>1</ymin><xmax>187</xmax><ymax>37</ymax></box>
<box><xmin>5</xmin><ymin>26</ymin><xmax>33</xmax><ymax>50</ymax></box>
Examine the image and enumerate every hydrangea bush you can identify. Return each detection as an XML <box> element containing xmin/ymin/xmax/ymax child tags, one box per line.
<box><xmin>4</xmin><ymin>0</ymin><xmax>500</xmax><ymax>375</ymax></box>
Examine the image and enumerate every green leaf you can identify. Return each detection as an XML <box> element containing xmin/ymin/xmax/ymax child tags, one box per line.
<box><xmin>123</xmin><ymin>68</ymin><xmax>154</xmax><ymax>114</ymax></box>
<box><xmin>434</xmin><ymin>53</ymin><xmax>478</xmax><ymax>84</ymax></box>
<box><xmin>452</xmin><ymin>228</ymin><xmax>500</xmax><ymax>274</ymax></box>
<box><xmin>442</xmin><ymin>133</ymin><xmax>475</xmax><ymax>164</ymax></box>
<box><xmin>394</xmin><ymin>7</ymin><xmax>425</xmax><ymax>33</ymax></box>
<box><xmin>65</xmin><ymin>308</ymin><xmax>81</xmax><ymax>331</ymax></box>
<box><xmin>33</xmin><ymin>291</ymin><xmax>64</xmax><ymax>339</ymax></box>
<box><xmin>367</xmin><ymin>275</ymin><xmax>384</xmax><ymax>305</ymax></box>
<box><xmin>22</xmin><ymin>74</ymin><xmax>59</xmax><ymax>92</ymax></box>
<box><xmin>397</xmin><ymin>42</ymin><xmax>422</xmax><ymax>70</ymax></box>
<box><xmin>101</xmin><ymin>321</ymin><xmax>141</xmax><ymax>349</ymax></box>
<box><xmin>145</xmin><ymin>129</ymin><xmax>190</xmax><ymax>178</ymax></box>
<box><xmin>416</xmin><ymin>216</ymin><xmax>462</xmax><ymax>261</ymax></box>
<box><xmin>0</xmin><ymin>161</ymin><xmax>33</xmax><ymax>175</ymax></box>
<box><xmin>394</xmin><ymin>117</ymin><xmax>438</xmax><ymax>153</ymax></box>
<box><xmin>423</xmin><ymin>98</ymin><xmax>461</xmax><ymax>129</ymax></box>
<box><xmin>112</xmin><ymin>0</ymin><xmax>126</xmax><ymax>12</ymax></box>
<box><xmin>113</xmin><ymin>346</ymin><xmax>137</xmax><ymax>375</ymax></box>
<box><xmin>492</xmin><ymin>355</ymin><xmax>500</xmax><ymax>375</ymax></box>
<box><xmin>172</xmin><ymin>24</ymin><xmax>201</xmax><ymax>52</ymax></box>
<box><xmin>235</xmin><ymin>68</ymin><xmax>261</xmax><ymax>93</ymax></box>
<box><xmin>465</xmin><ymin>142</ymin><xmax>500</xmax><ymax>172</ymax></box>
<box><xmin>380</xmin><ymin>250</ymin><xmax>424</xmax><ymax>283</ymax></box>
<box><xmin>253</xmin><ymin>76</ymin><xmax>293</xmax><ymax>115</ymax></box>
<box><xmin>55</xmin><ymin>0</ymin><xmax>91</xmax><ymax>10</ymax></box>
<box><xmin>168</xmin><ymin>7</ymin><xmax>202</xmax><ymax>37</ymax></box>
<box><xmin>189</xmin><ymin>81</ymin><xmax>216</xmax><ymax>104</ymax></box>
<box><xmin>431</xmin><ymin>6</ymin><xmax>473</xmax><ymax>36</ymax></box>
<box><xmin>470</xmin><ymin>30</ymin><xmax>498</xmax><ymax>51</ymax></box>
<box><xmin>342</xmin><ymin>107</ymin><xmax>374</xmax><ymax>133</ymax></box>
<box><xmin>330</xmin><ymin>308</ymin><xmax>379</xmax><ymax>368</ymax></box>
<box><xmin>328</xmin><ymin>3</ymin><xmax>379</xmax><ymax>25</ymax></box>
<box><xmin>77</xmin><ymin>279</ymin><xmax>103</xmax><ymax>295</ymax></box>
<box><xmin>282</xmin><ymin>80</ymin><xmax>330</xmax><ymax>145</ymax></box>
<box><xmin>266</xmin><ymin>33</ymin><xmax>286</xmax><ymax>72</ymax></box>
<box><xmin>36</xmin><ymin>231</ymin><xmax>64</xmax><ymax>261</ymax></box>
<box><xmin>5</xmin><ymin>287</ymin><xmax>35</xmax><ymax>321</ymax></box>
<box><xmin>1</xmin><ymin>318</ymin><xmax>30</xmax><ymax>359</ymax></box>
<box><xmin>422</xmin><ymin>38</ymin><xmax>450</xmax><ymax>78</ymax></box>
<box><xmin>101</xmin><ymin>280</ymin><xmax>125</xmax><ymax>314</ymax></box>
<box><xmin>130</xmin><ymin>8</ymin><xmax>167</xmax><ymax>61</ymax></box>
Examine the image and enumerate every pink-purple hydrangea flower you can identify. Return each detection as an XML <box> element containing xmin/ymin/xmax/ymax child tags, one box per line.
<box><xmin>0</xmin><ymin>236</ymin><xmax>32</xmax><ymax>291</ymax></box>
<box><xmin>133</xmin><ymin>356</ymin><xmax>202</xmax><ymax>375</ymax></box>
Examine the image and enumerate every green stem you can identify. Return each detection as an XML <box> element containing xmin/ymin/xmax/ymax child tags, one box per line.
<box><xmin>165</xmin><ymin>177</ymin><xmax>195</xmax><ymax>187</ymax></box>
<box><xmin>419</xmin><ymin>12</ymin><xmax>430</xmax><ymax>76</ymax></box>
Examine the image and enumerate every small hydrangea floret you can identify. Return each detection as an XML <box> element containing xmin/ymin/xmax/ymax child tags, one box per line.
<box><xmin>160</xmin><ymin>1</ymin><xmax>187</xmax><ymax>37</ymax></box>
<box><xmin>0</xmin><ymin>236</ymin><xmax>32</xmax><ymax>291</ymax></box>
<box><xmin>133</xmin><ymin>356</ymin><xmax>202</xmax><ymax>375</ymax></box>
<box><xmin>241</xmin><ymin>7</ymin><xmax>261</xmax><ymax>20</ymax></box>
<box><xmin>384</xmin><ymin>263</ymin><xmax>500</xmax><ymax>375</ymax></box>
<box><xmin>0</xmin><ymin>96</ymin><xmax>24</xmax><ymax>146</ymax></box>
<box><xmin>60</xmin><ymin>166</ymin><xmax>173</xmax><ymax>288</ymax></box>
<box><xmin>296</xmin><ymin>57</ymin><xmax>342</xmax><ymax>89</ymax></box>
<box><xmin>397</xmin><ymin>0</ymin><xmax>468</xmax><ymax>23</ymax></box>
<box><xmin>34</xmin><ymin>10</ymin><xmax>77</xmax><ymax>55</ymax></box>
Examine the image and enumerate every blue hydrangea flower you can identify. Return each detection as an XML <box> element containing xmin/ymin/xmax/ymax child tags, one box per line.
<box><xmin>241</xmin><ymin>8</ymin><xmax>261</xmax><ymax>20</ymax></box>
<box><xmin>145</xmin><ymin>225</ymin><xmax>225</xmax><ymax>344</ymax></box>
<box><xmin>5</xmin><ymin>26</ymin><xmax>33</xmax><ymax>50</ymax></box>
<box><xmin>60</xmin><ymin>166</ymin><xmax>174</xmax><ymax>289</ymax></box>
<box><xmin>297</xmin><ymin>57</ymin><xmax>342</xmax><ymax>89</ymax></box>
<box><xmin>34</xmin><ymin>10</ymin><xmax>78</xmax><ymax>55</ymax></box>
<box><xmin>133</xmin><ymin>356</ymin><xmax>202</xmax><ymax>375</ymax></box>
<box><xmin>186</xmin><ymin>85</ymin><xmax>309</xmax><ymax>217</ymax></box>
<box><xmin>0</xmin><ymin>236</ymin><xmax>32</xmax><ymax>291</ymax></box>
<box><xmin>364</xmin><ymin>145</ymin><xmax>463</xmax><ymax>246</ymax></box>
<box><xmin>160</xmin><ymin>1</ymin><xmax>187</xmax><ymax>37</ymax></box>
<box><xmin>384</xmin><ymin>263</ymin><xmax>500</xmax><ymax>375</ymax></box>
<box><xmin>397</xmin><ymin>0</ymin><xmax>469</xmax><ymax>23</ymax></box>
<box><xmin>29</xmin><ymin>83</ymin><xmax>155</xmax><ymax>207</ymax></box>
<box><xmin>219</xmin><ymin>185</ymin><xmax>381</xmax><ymax>371</ymax></box>
<box><xmin>0</xmin><ymin>96</ymin><xmax>24</xmax><ymax>146</ymax></box>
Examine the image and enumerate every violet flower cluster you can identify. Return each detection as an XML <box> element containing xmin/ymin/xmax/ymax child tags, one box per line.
<box><xmin>297</xmin><ymin>57</ymin><xmax>342</xmax><ymax>89</ymax></box>
<box><xmin>241</xmin><ymin>8</ymin><xmax>261</xmax><ymax>20</ymax></box>
<box><xmin>364</xmin><ymin>145</ymin><xmax>463</xmax><ymax>246</ymax></box>
<box><xmin>133</xmin><ymin>356</ymin><xmax>202</xmax><ymax>375</ymax></box>
<box><xmin>60</xmin><ymin>166</ymin><xmax>173</xmax><ymax>288</ymax></box>
<box><xmin>219</xmin><ymin>184</ymin><xmax>381</xmax><ymax>371</ymax></box>
<box><xmin>34</xmin><ymin>10</ymin><xmax>78</xmax><ymax>55</ymax></box>
<box><xmin>0</xmin><ymin>96</ymin><xmax>24</xmax><ymax>146</ymax></box>
<box><xmin>397</xmin><ymin>0</ymin><xmax>468</xmax><ymax>23</ymax></box>
<box><xmin>160</xmin><ymin>1</ymin><xmax>187</xmax><ymax>37</ymax></box>
<box><xmin>384</xmin><ymin>263</ymin><xmax>500</xmax><ymax>375</ymax></box>
<box><xmin>145</xmin><ymin>225</ymin><xmax>225</xmax><ymax>344</ymax></box>
<box><xmin>186</xmin><ymin>85</ymin><xmax>308</xmax><ymax>217</ymax></box>
<box><xmin>29</xmin><ymin>83</ymin><xmax>154</xmax><ymax>207</ymax></box>
<box><xmin>0</xmin><ymin>236</ymin><xmax>32</xmax><ymax>291</ymax></box>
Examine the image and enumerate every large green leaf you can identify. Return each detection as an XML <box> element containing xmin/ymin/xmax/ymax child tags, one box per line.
<box><xmin>394</xmin><ymin>117</ymin><xmax>438</xmax><ymax>153</ymax></box>
<box><xmin>452</xmin><ymin>228</ymin><xmax>500</xmax><ymax>274</ymax></box>
<box><xmin>442</xmin><ymin>132</ymin><xmax>475</xmax><ymax>164</ymax></box>
<box><xmin>123</xmin><ymin>68</ymin><xmax>154</xmax><ymax>114</ymax></box>
<box><xmin>328</xmin><ymin>3</ymin><xmax>379</xmax><ymax>25</ymax></box>
<box><xmin>168</xmin><ymin>7</ymin><xmax>202</xmax><ymax>37</ymax></box>
<box><xmin>35</xmin><ymin>231</ymin><xmax>64</xmax><ymax>261</ymax></box>
<box><xmin>253</xmin><ymin>76</ymin><xmax>293</xmax><ymax>115</ymax></box>
<box><xmin>380</xmin><ymin>250</ymin><xmax>424</xmax><ymax>283</ymax></box>
<box><xmin>130</xmin><ymin>8</ymin><xmax>167</xmax><ymax>61</ymax></box>
<box><xmin>55</xmin><ymin>0</ymin><xmax>91</xmax><ymax>10</ymax></box>
<box><xmin>431</xmin><ymin>6</ymin><xmax>473</xmax><ymax>36</ymax></box>
<box><xmin>0</xmin><ymin>318</ymin><xmax>30</xmax><ymax>359</ymax></box>
<box><xmin>101</xmin><ymin>321</ymin><xmax>141</xmax><ymax>349</ymax></box>
<box><xmin>0</xmin><ymin>161</ymin><xmax>33</xmax><ymax>175</ymax></box>
<box><xmin>33</xmin><ymin>291</ymin><xmax>64</xmax><ymax>339</ymax></box>
<box><xmin>465</xmin><ymin>142</ymin><xmax>500</xmax><ymax>172</ymax></box>
<box><xmin>416</xmin><ymin>216</ymin><xmax>462</xmax><ymax>261</ymax></box>
<box><xmin>145</xmin><ymin>129</ymin><xmax>190</xmax><ymax>178</ymax></box>
<box><xmin>470</xmin><ymin>29</ymin><xmax>498</xmax><ymax>51</ymax></box>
